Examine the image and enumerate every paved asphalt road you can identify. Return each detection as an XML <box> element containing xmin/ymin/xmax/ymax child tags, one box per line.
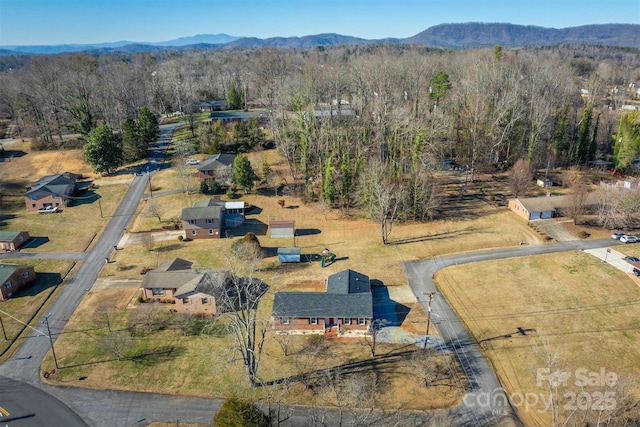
<box><xmin>402</xmin><ymin>238</ymin><xmax>625</xmax><ymax>427</ymax></box>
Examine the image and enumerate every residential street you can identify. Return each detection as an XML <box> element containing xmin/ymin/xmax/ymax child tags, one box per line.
<box><xmin>0</xmin><ymin>122</ymin><xmax>629</xmax><ymax>426</ymax></box>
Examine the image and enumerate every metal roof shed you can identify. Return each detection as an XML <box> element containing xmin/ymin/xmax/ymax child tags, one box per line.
<box><xmin>269</xmin><ymin>220</ymin><xmax>295</xmax><ymax>238</ymax></box>
<box><xmin>278</xmin><ymin>247</ymin><xmax>301</xmax><ymax>263</ymax></box>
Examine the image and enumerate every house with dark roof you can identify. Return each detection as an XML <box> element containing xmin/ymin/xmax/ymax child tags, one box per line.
<box><xmin>199</xmin><ymin>100</ymin><xmax>227</xmax><ymax>112</ymax></box>
<box><xmin>197</xmin><ymin>153</ymin><xmax>236</xmax><ymax>184</ymax></box>
<box><xmin>23</xmin><ymin>172</ymin><xmax>78</xmax><ymax>212</ymax></box>
<box><xmin>180</xmin><ymin>198</ymin><xmax>225</xmax><ymax>239</ymax></box>
<box><xmin>141</xmin><ymin>258</ymin><xmax>228</xmax><ymax>317</ymax></box>
<box><xmin>0</xmin><ymin>230</ymin><xmax>30</xmax><ymax>251</ymax></box>
<box><xmin>0</xmin><ymin>263</ymin><xmax>36</xmax><ymax>300</ymax></box>
<box><xmin>271</xmin><ymin>269</ymin><xmax>373</xmax><ymax>337</ymax></box>
<box><xmin>180</xmin><ymin>198</ymin><xmax>246</xmax><ymax>239</ymax></box>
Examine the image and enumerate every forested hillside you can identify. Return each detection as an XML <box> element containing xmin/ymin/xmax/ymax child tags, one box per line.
<box><xmin>1</xmin><ymin>44</ymin><xmax>639</xmax><ymax>232</ymax></box>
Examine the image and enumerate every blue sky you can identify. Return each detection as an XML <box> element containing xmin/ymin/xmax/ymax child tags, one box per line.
<box><xmin>0</xmin><ymin>0</ymin><xmax>638</xmax><ymax>46</ymax></box>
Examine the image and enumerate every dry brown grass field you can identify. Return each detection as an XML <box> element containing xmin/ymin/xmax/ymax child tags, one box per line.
<box><xmin>437</xmin><ymin>252</ymin><xmax>640</xmax><ymax>426</ymax></box>
<box><xmin>5</xmin><ymin>133</ymin><xmax>637</xmax><ymax>422</ymax></box>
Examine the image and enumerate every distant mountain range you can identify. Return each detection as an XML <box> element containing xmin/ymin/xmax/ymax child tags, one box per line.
<box><xmin>1</xmin><ymin>23</ymin><xmax>638</xmax><ymax>56</ymax></box>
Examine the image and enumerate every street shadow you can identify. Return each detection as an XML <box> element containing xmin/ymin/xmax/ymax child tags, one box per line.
<box><xmin>58</xmin><ymin>345</ymin><xmax>185</xmax><ymax>370</ymax></box>
<box><xmin>224</xmin><ymin>218</ymin><xmax>268</xmax><ymax>237</ymax></box>
<box><xmin>478</xmin><ymin>327</ymin><xmax>537</xmax><ymax>344</ymax></box>
<box><xmin>21</xmin><ymin>236</ymin><xmax>50</xmax><ymax>249</ymax></box>
<box><xmin>13</xmin><ymin>272</ymin><xmax>62</xmax><ymax>298</ymax></box>
<box><xmin>261</xmin><ymin>347</ymin><xmax>418</xmax><ymax>388</ymax></box>
<box><xmin>296</xmin><ymin>228</ymin><xmax>321</xmax><ymax>236</ymax></box>
<box><xmin>0</xmin><ymin>149</ymin><xmax>27</xmax><ymax>161</ymax></box>
<box><xmin>371</xmin><ymin>281</ymin><xmax>411</xmax><ymax>326</ymax></box>
<box><xmin>388</xmin><ymin>228</ymin><xmax>479</xmax><ymax>246</ymax></box>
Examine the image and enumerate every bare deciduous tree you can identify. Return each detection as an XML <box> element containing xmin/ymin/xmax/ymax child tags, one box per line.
<box><xmin>508</xmin><ymin>158</ymin><xmax>534</xmax><ymax>198</ymax></box>
<box><xmin>99</xmin><ymin>330</ymin><xmax>132</xmax><ymax>361</ymax></box>
<box><xmin>140</xmin><ymin>232</ymin><xmax>155</xmax><ymax>252</ymax></box>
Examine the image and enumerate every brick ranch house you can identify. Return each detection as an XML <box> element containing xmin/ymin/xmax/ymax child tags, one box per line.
<box><xmin>0</xmin><ymin>230</ymin><xmax>30</xmax><ymax>252</ymax></box>
<box><xmin>197</xmin><ymin>153</ymin><xmax>236</xmax><ymax>184</ymax></box>
<box><xmin>141</xmin><ymin>258</ymin><xmax>228</xmax><ymax>317</ymax></box>
<box><xmin>24</xmin><ymin>172</ymin><xmax>78</xmax><ymax>212</ymax></box>
<box><xmin>180</xmin><ymin>198</ymin><xmax>246</xmax><ymax>239</ymax></box>
<box><xmin>508</xmin><ymin>193</ymin><xmax>597</xmax><ymax>221</ymax></box>
<box><xmin>271</xmin><ymin>269</ymin><xmax>373</xmax><ymax>337</ymax></box>
<box><xmin>0</xmin><ymin>263</ymin><xmax>36</xmax><ymax>301</ymax></box>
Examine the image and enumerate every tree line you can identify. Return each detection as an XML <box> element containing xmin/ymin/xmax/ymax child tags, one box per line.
<box><xmin>1</xmin><ymin>44</ymin><xmax>639</xmax><ymax>228</ymax></box>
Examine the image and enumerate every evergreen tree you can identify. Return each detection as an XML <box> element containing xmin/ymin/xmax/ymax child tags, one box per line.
<box><xmin>322</xmin><ymin>157</ymin><xmax>336</xmax><ymax>205</ymax></box>
<box><xmin>213</xmin><ymin>395</ymin><xmax>271</xmax><ymax>427</ymax></box>
<box><xmin>84</xmin><ymin>124</ymin><xmax>123</xmax><ymax>174</ymax></box>
<box><xmin>232</xmin><ymin>154</ymin><xmax>257</xmax><ymax>193</ymax></box>
<box><xmin>574</xmin><ymin>104</ymin><xmax>593</xmax><ymax>164</ymax></box>
<box><xmin>122</xmin><ymin>116</ymin><xmax>142</xmax><ymax>162</ymax></box>
<box><xmin>137</xmin><ymin>107</ymin><xmax>159</xmax><ymax>144</ymax></box>
<box><xmin>226</xmin><ymin>81</ymin><xmax>244</xmax><ymax>110</ymax></box>
<box><xmin>613</xmin><ymin>111</ymin><xmax>640</xmax><ymax>171</ymax></box>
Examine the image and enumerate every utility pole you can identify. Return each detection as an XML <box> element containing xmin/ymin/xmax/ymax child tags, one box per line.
<box><xmin>0</xmin><ymin>315</ymin><xmax>7</xmax><ymax>340</ymax></box>
<box><xmin>147</xmin><ymin>169</ymin><xmax>153</xmax><ymax>198</ymax></box>
<box><xmin>423</xmin><ymin>292</ymin><xmax>436</xmax><ymax>349</ymax></box>
<box><xmin>43</xmin><ymin>314</ymin><xmax>59</xmax><ymax>370</ymax></box>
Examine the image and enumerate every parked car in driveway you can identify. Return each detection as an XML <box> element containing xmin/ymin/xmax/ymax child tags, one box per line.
<box><xmin>624</xmin><ymin>256</ymin><xmax>640</xmax><ymax>262</ymax></box>
<box><xmin>37</xmin><ymin>206</ymin><xmax>59</xmax><ymax>213</ymax></box>
<box><xmin>620</xmin><ymin>235</ymin><xmax>639</xmax><ymax>244</ymax></box>
<box><xmin>186</xmin><ymin>159</ymin><xmax>200</xmax><ymax>165</ymax></box>
<box><xmin>611</xmin><ymin>232</ymin><xmax>624</xmax><ymax>240</ymax></box>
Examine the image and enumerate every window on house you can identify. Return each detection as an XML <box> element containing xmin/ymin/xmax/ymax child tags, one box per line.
<box><xmin>191</xmin><ymin>230</ymin><xmax>197</xmax><ymax>236</ymax></box>
<box><xmin>208</xmin><ymin>229</ymin><xmax>214</xmax><ymax>235</ymax></box>
<box><xmin>343</xmin><ymin>318</ymin><xmax>351</xmax><ymax>325</ymax></box>
<box><xmin>182</xmin><ymin>297</ymin><xmax>189</xmax><ymax>304</ymax></box>
<box><xmin>201</xmin><ymin>297</ymin><xmax>208</xmax><ymax>304</ymax></box>
<box><xmin>280</xmin><ymin>317</ymin><xmax>290</xmax><ymax>324</ymax></box>
<box><xmin>309</xmin><ymin>317</ymin><xmax>318</xmax><ymax>325</ymax></box>
<box><xmin>357</xmin><ymin>318</ymin><xmax>366</xmax><ymax>325</ymax></box>
<box><xmin>32</xmin><ymin>203</ymin><xmax>36</xmax><ymax>207</ymax></box>
<box><xmin>207</xmin><ymin>218</ymin><xmax>213</xmax><ymax>224</ymax></box>
<box><xmin>189</xmin><ymin>219</ymin><xmax>196</xmax><ymax>225</ymax></box>
<box><xmin>23</xmin><ymin>271</ymin><xmax>29</xmax><ymax>278</ymax></box>
<box><xmin>5</xmin><ymin>282</ymin><xmax>11</xmax><ymax>289</ymax></box>
<box><xmin>152</xmin><ymin>288</ymin><xmax>164</xmax><ymax>296</ymax></box>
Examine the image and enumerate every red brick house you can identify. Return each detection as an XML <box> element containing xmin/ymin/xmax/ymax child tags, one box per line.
<box><xmin>180</xmin><ymin>199</ymin><xmax>225</xmax><ymax>239</ymax></box>
<box><xmin>24</xmin><ymin>172</ymin><xmax>78</xmax><ymax>212</ymax></box>
<box><xmin>0</xmin><ymin>263</ymin><xmax>37</xmax><ymax>301</ymax></box>
<box><xmin>197</xmin><ymin>154</ymin><xmax>236</xmax><ymax>184</ymax></box>
<box><xmin>272</xmin><ymin>269</ymin><xmax>373</xmax><ymax>337</ymax></box>
<box><xmin>0</xmin><ymin>231</ymin><xmax>30</xmax><ymax>251</ymax></box>
<box><xmin>141</xmin><ymin>258</ymin><xmax>228</xmax><ymax>317</ymax></box>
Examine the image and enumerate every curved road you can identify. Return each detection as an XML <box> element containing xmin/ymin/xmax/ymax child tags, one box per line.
<box><xmin>0</xmin><ymin>123</ymin><xmax>625</xmax><ymax>426</ymax></box>
<box><xmin>402</xmin><ymin>238</ymin><xmax>624</xmax><ymax>427</ymax></box>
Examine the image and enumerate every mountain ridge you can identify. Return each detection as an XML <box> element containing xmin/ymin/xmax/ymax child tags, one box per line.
<box><xmin>1</xmin><ymin>23</ymin><xmax>638</xmax><ymax>55</ymax></box>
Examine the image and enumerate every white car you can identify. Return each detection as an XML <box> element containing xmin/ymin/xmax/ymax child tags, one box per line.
<box><xmin>37</xmin><ymin>206</ymin><xmax>59</xmax><ymax>213</ymax></box>
<box><xmin>611</xmin><ymin>232</ymin><xmax>624</xmax><ymax>240</ymax></box>
<box><xmin>186</xmin><ymin>159</ymin><xmax>200</xmax><ymax>165</ymax></box>
<box><xmin>620</xmin><ymin>235</ymin><xmax>639</xmax><ymax>244</ymax></box>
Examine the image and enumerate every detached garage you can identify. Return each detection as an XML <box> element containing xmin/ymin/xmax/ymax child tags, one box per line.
<box><xmin>269</xmin><ymin>220</ymin><xmax>295</xmax><ymax>238</ymax></box>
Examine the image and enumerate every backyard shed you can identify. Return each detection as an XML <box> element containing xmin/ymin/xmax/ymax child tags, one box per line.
<box><xmin>536</xmin><ymin>177</ymin><xmax>553</xmax><ymax>188</ymax></box>
<box><xmin>269</xmin><ymin>220</ymin><xmax>295</xmax><ymax>238</ymax></box>
<box><xmin>278</xmin><ymin>247</ymin><xmax>301</xmax><ymax>263</ymax></box>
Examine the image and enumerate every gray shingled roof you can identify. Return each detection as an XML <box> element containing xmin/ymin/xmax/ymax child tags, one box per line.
<box><xmin>180</xmin><ymin>206</ymin><xmax>223</xmax><ymax>221</ymax></box>
<box><xmin>193</xmin><ymin>198</ymin><xmax>225</xmax><ymax>208</ymax></box>
<box><xmin>272</xmin><ymin>292</ymin><xmax>373</xmax><ymax>318</ymax></box>
<box><xmin>24</xmin><ymin>173</ymin><xmax>78</xmax><ymax>198</ymax></box>
<box><xmin>0</xmin><ymin>263</ymin><xmax>27</xmax><ymax>285</ymax></box>
<box><xmin>326</xmin><ymin>269</ymin><xmax>370</xmax><ymax>294</ymax></box>
<box><xmin>174</xmin><ymin>270</ymin><xmax>229</xmax><ymax>298</ymax></box>
<box><xmin>0</xmin><ymin>231</ymin><xmax>22</xmax><ymax>242</ymax></box>
<box><xmin>197</xmin><ymin>153</ymin><xmax>236</xmax><ymax>172</ymax></box>
<box><xmin>155</xmin><ymin>258</ymin><xmax>193</xmax><ymax>272</ymax></box>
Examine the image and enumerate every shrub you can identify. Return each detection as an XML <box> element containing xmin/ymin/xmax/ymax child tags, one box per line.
<box><xmin>214</xmin><ymin>395</ymin><xmax>271</xmax><ymax>427</ymax></box>
<box><xmin>278</xmin><ymin>199</ymin><xmax>285</xmax><ymax>208</ymax></box>
<box><xmin>177</xmin><ymin>235</ymin><xmax>184</xmax><ymax>241</ymax></box>
<box><xmin>578</xmin><ymin>230</ymin><xmax>590</xmax><ymax>239</ymax></box>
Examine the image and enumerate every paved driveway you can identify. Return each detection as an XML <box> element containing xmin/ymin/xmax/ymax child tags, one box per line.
<box><xmin>536</xmin><ymin>219</ymin><xmax>579</xmax><ymax>242</ymax></box>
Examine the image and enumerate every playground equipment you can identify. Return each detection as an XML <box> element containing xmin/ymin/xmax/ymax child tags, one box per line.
<box><xmin>321</xmin><ymin>248</ymin><xmax>336</xmax><ymax>268</ymax></box>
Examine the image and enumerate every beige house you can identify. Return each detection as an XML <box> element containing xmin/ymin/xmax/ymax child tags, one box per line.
<box><xmin>141</xmin><ymin>258</ymin><xmax>228</xmax><ymax>317</ymax></box>
<box><xmin>0</xmin><ymin>231</ymin><xmax>30</xmax><ymax>251</ymax></box>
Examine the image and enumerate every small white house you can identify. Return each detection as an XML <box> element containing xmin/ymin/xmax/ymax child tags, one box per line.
<box><xmin>536</xmin><ymin>177</ymin><xmax>553</xmax><ymax>188</ymax></box>
<box><xmin>270</xmin><ymin>220</ymin><xmax>295</xmax><ymax>238</ymax></box>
